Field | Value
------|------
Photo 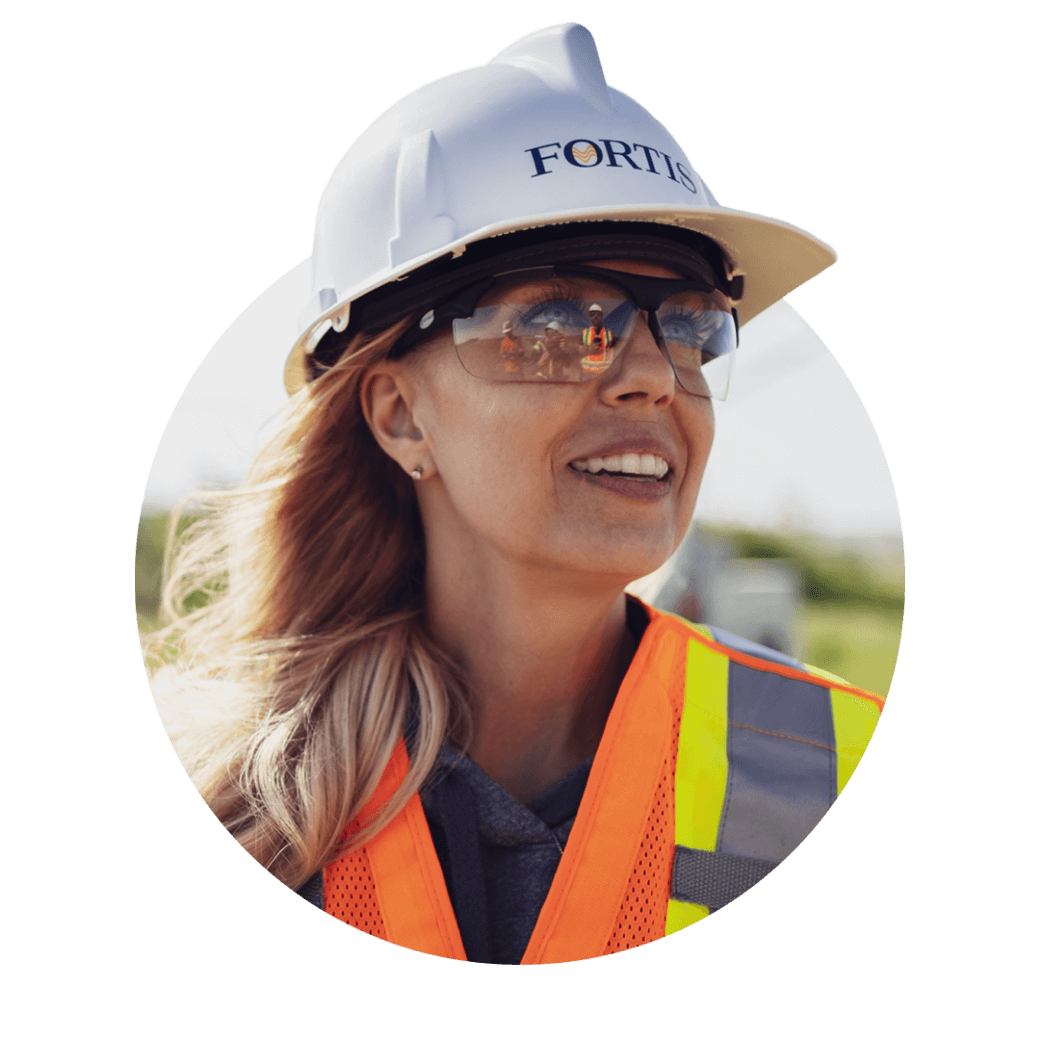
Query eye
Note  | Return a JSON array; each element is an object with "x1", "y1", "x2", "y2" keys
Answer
[
  {"x1": 659, "y1": 305, "x2": 729, "y2": 358},
  {"x1": 516, "y1": 297, "x2": 589, "y2": 332}
]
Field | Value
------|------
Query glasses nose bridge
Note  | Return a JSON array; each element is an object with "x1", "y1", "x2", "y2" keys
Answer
[
  {"x1": 611, "y1": 302, "x2": 675, "y2": 384},
  {"x1": 594, "y1": 276, "x2": 668, "y2": 350},
  {"x1": 614, "y1": 289, "x2": 667, "y2": 354},
  {"x1": 604, "y1": 283, "x2": 663, "y2": 333},
  {"x1": 613, "y1": 291, "x2": 683, "y2": 390}
]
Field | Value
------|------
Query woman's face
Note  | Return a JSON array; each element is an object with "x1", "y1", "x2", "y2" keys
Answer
[{"x1": 394, "y1": 258, "x2": 716, "y2": 585}]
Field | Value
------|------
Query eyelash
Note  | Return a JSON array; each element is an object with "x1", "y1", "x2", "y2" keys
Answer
[
  {"x1": 511, "y1": 296, "x2": 712, "y2": 329},
  {"x1": 507, "y1": 283, "x2": 607, "y2": 329}
]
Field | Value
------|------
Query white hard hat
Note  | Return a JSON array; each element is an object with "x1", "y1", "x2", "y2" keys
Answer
[{"x1": 284, "y1": 23, "x2": 835, "y2": 393}]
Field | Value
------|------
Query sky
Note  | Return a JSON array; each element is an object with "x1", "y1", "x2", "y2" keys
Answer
[{"x1": 144, "y1": 270, "x2": 901, "y2": 540}]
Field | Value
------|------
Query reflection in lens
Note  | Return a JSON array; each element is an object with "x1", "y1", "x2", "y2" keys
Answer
[
  {"x1": 498, "y1": 321, "x2": 522, "y2": 373},
  {"x1": 454, "y1": 287, "x2": 636, "y2": 384},
  {"x1": 579, "y1": 302, "x2": 616, "y2": 375},
  {"x1": 657, "y1": 290, "x2": 736, "y2": 400},
  {"x1": 453, "y1": 280, "x2": 736, "y2": 399}
]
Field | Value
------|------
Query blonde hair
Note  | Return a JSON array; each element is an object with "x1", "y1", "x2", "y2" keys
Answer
[{"x1": 146, "y1": 319, "x2": 472, "y2": 891}]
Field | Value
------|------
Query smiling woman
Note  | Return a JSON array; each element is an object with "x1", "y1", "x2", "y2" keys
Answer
[
  {"x1": 147, "y1": 23, "x2": 884, "y2": 964},
  {"x1": 365, "y1": 256, "x2": 717, "y2": 810}
]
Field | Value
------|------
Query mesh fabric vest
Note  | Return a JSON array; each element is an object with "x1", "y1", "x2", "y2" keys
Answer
[{"x1": 322, "y1": 604, "x2": 883, "y2": 961}]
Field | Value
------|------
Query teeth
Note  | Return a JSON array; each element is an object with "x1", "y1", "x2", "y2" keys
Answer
[{"x1": 572, "y1": 453, "x2": 670, "y2": 478}]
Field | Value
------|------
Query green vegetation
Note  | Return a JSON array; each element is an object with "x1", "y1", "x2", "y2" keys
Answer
[
  {"x1": 801, "y1": 603, "x2": 902, "y2": 697},
  {"x1": 136, "y1": 513, "x2": 171, "y2": 627},
  {"x1": 136, "y1": 511, "x2": 217, "y2": 633},
  {"x1": 709, "y1": 524, "x2": 904, "y2": 697},
  {"x1": 721, "y1": 527, "x2": 904, "y2": 611}
]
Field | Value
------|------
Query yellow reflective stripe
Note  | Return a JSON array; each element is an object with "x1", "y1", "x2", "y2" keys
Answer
[
  {"x1": 674, "y1": 636, "x2": 729, "y2": 851},
  {"x1": 828, "y1": 686, "x2": 882, "y2": 795},
  {"x1": 665, "y1": 899, "x2": 709, "y2": 933},
  {"x1": 667, "y1": 635, "x2": 730, "y2": 936},
  {"x1": 801, "y1": 664, "x2": 883, "y2": 796}
]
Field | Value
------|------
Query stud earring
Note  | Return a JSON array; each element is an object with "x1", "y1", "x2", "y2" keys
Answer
[{"x1": 410, "y1": 466, "x2": 423, "y2": 480}]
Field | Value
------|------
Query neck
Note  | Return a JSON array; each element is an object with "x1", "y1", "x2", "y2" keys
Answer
[{"x1": 424, "y1": 550, "x2": 637, "y2": 805}]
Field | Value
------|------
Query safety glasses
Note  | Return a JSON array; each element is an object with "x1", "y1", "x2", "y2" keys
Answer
[{"x1": 392, "y1": 264, "x2": 738, "y2": 400}]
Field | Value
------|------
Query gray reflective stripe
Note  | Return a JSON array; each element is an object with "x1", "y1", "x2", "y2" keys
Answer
[
  {"x1": 671, "y1": 845, "x2": 778, "y2": 909},
  {"x1": 717, "y1": 661, "x2": 838, "y2": 862},
  {"x1": 669, "y1": 636, "x2": 840, "y2": 915}
]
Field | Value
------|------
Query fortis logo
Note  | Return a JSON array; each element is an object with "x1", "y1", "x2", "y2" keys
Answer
[{"x1": 524, "y1": 139, "x2": 698, "y2": 194}]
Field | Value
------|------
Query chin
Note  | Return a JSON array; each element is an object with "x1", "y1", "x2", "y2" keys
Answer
[{"x1": 554, "y1": 534, "x2": 676, "y2": 587}]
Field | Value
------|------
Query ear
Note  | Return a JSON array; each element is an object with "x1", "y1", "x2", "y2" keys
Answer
[{"x1": 360, "y1": 363, "x2": 434, "y2": 478}]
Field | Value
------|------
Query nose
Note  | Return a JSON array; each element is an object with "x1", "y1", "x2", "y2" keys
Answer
[{"x1": 600, "y1": 311, "x2": 676, "y2": 406}]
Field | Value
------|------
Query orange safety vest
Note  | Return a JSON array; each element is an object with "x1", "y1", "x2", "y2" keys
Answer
[
  {"x1": 499, "y1": 334, "x2": 520, "y2": 372},
  {"x1": 322, "y1": 604, "x2": 883, "y2": 962},
  {"x1": 582, "y1": 326, "x2": 613, "y2": 352},
  {"x1": 580, "y1": 326, "x2": 613, "y2": 373}
]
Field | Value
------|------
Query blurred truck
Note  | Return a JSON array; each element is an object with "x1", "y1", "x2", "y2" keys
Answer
[{"x1": 628, "y1": 526, "x2": 804, "y2": 660}]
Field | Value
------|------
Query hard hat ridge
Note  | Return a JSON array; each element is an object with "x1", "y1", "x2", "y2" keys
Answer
[
  {"x1": 388, "y1": 129, "x2": 456, "y2": 268},
  {"x1": 489, "y1": 23, "x2": 614, "y2": 116}
]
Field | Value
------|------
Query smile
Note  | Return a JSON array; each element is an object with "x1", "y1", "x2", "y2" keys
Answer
[
  {"x1": 567, "y1": 453, "x2": 673, "y2": 503},
  {"x1": 569, "y1": 453, "x2": 670, "y2": 481}
]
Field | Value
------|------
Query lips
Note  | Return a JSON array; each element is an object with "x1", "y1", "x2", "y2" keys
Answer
[{"x1": 570, "y1": 467, "x2": 671, "y2": 502}]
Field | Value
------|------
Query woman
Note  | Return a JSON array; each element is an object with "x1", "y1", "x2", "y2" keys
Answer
[{"x1": 151, "y1": 23, "x2": 884, "y2": 964}]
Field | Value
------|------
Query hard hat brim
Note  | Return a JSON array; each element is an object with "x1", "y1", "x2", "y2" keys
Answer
[{"x1": 283, "y1": 203, "x2": 835, "y2": 395}]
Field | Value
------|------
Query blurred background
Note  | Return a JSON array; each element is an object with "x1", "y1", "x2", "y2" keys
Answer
[{"x1": 137, "y1": 267, "x2": 903, "y2": 697}]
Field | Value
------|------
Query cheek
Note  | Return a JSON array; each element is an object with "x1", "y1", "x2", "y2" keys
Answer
[
  {"x1": 673, "y1": 397, "x2": 715, "y2": 538},
  {"x1": 417, "y1": 354, "x2": 569, "y2": 520},
  {"x1": 687, "y1": 398, "x2": 715, "y2": 475}
]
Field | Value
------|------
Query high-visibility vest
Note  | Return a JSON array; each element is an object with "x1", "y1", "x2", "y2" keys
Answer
[
  {"x1": 580, "y1": 326, "x2": 613, "y2": 373},
  {"x1": 499, "y1": 335, "x2": 520, "y2": 372},
  {"x1": 582, "y1": 326, "x2": 613, "y2": 351},
  {"x1": 322, "y1": 604, "x2": 884, "y2": 962}
]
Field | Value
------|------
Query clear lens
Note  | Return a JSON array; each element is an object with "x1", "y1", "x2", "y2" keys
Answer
[
  {"x1": 656, "y1": 289, "x2": 736, "y2": 400},
  {"x1": 452, "y1": 278, "x2": 735, "y2": 399}
]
